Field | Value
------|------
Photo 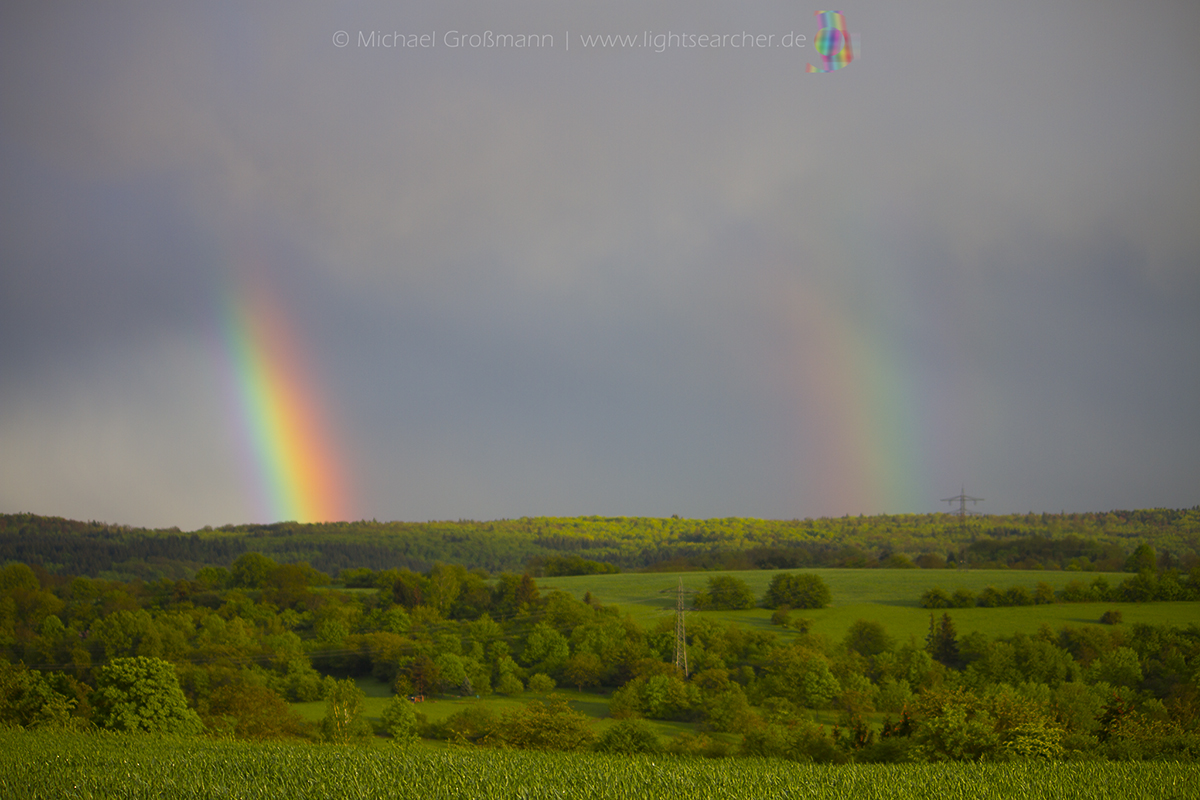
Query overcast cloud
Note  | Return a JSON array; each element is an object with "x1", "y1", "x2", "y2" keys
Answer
[{"x1": 2, "y1": 1, "x2": 1197, "y2": 528}]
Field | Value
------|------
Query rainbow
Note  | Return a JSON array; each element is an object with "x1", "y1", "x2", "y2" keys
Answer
[
  {"x1": 220, "y1": 271, "x2": 350, "y2": 523},
  {"x1": 773, "y1": 252, "x2": 926, "y2": 516}
]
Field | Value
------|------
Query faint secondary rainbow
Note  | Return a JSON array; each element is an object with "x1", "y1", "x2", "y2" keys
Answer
[
  {"x1": 775, "y1": 273, "x2": 926, "y2": 516},
  {"x1": 220, "y1": 273, "x2": 350, "y2": 523}
]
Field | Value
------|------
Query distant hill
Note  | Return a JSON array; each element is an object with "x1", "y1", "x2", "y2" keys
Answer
[{"x1": 2, "y1": 508, "x2": 1197, "y2": 581}]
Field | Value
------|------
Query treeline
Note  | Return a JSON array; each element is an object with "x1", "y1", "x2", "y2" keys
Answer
[
  {"x1": 4, "y1": 554, "x2": 1200, "y2": 761},
  {"x1": 922, "y1": 572, "x2": 1200, "y2": 611},
  {"x1": 3, "y1": 507, "x2": 1199, "y2": 581}
]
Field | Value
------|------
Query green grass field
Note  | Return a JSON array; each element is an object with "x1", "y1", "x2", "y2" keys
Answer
[
  {"x1": 3, "y1": 729, "x2": 1196, "y2": 800},
  {"x1": 540, "y1": 568, "x2": 1200, "y2": 643}
]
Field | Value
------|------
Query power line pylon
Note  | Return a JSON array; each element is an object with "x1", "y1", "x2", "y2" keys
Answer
[
  {"x1": 942, "y1": 486, "x2": 984, "y2": 547},
  {"x1": 673, "y1": 577, "x2": 689, "y2": 677}
]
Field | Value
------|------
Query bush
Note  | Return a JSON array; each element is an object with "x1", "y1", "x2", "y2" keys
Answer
[
  {"x1": 496, "y1": 697, "x2": 596, "y2": 751},
  {"x1": 1099, "y1": 610, "x2": 1123, "y2": 625},
  {"x1": 667, "y1": 731, "x2": 733, "y2": 758},
  {"x1": 950, "y1": 588, "x2": 976, "y2": 608},
  {"x1": 91, "y1": 656, "x2": 203, "y2": 735},
  {"x1": 741, "y1": 721, "x2": 847, "y2": 763},
  {"x1": 528, "y1": 673, "x2": 556, "y2": 694},
  {"x1": 496, "y1": 673, "x2": 524, "y2": 695},
  {"x1": 431, "y1": 706, "x2": 498, "y2": 744},
  {"x1": 920, "y1": 588, "x2": 951, "y2": 609},
  {"x1": 763, "y1": 573, "x2": 831, "y2": 609},
  {"x1": 380, "y1": 695, "x2": 422, "y2": 744},
  {"x1": 204, "y1": 684, "x2": 311, "y2": 740},
  {"x1": 595, "y1": 718, "x2": 662, "y2": 754}
]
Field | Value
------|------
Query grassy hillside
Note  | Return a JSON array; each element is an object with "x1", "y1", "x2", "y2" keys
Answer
[{"x1": 542, "y1": 568, "x2": 1200, "y2": 643}]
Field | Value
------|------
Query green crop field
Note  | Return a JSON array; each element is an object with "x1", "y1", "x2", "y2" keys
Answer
[
  {"x1": 540, "y1": 568, "x2": 1200, "y2": 643},
  {"x1": 3, "y1": 729, "x2": 1197, "y2": 800}
]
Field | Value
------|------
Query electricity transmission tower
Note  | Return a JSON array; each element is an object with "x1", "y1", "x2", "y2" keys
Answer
[
  {"x1": 942, "y1": 487, "x2": 984, "y2": 567},
  {"x1": 942, "y1": 487, "x2": 984, "y2": 520},
  {"x1": 673, "y1": 578, "x2": 689, "y2": 677},
  {"x1": 658, "y1": 578, "x2": 695, "y2": 676}
]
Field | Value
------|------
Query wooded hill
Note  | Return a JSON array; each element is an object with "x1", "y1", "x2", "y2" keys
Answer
[{"x1": 3, "y1": 508, "x2": 1198, "y2": 581}]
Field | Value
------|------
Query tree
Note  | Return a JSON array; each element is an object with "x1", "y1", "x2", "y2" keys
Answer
[
  {"x1": 844, "y1": 619, "x2": 894, "y2": 658},
  {"x1": 693, "y1": 576, "x2": 756, "y2": 611},
  {"x1": 380, "y1": 695, "x2": 421, "y2": 744},
  {"x1": 230, "y1": 552, "x2": 276, "y2": 589},
  {"x1": 925, "y1": 613, "x2": 960, "y2": 669},
  {"x1": 91, "y1": 656, "x2": 203, "y2": 734},
  {"x1": 563, "y1": 652, "x2": 603, "y2": 692},
  {"x1": 763, "y1": 573, "x2": 831, "y2": 609},
  {"x1": 521, "y1": 623, "x2": 569, "y2": 675},
  {"x1": 319, "y1": 678, "x2": 372, "y2": 743},
  {"x1": 1124, "y1": 544, "x2": 1156, "y2": 573}
]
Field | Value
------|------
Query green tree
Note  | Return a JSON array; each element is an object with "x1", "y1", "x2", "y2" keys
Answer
[
  {"x1": 319, "y1": 678, "x2": 372, "y2": 743},
  {"x1": 563, "y1": 652, "x2": 604, "y2": 692},
  {"x1": 763, "y1": 573, "x2": 830, "y2": 609},
  {"x1": 521, "y1": 623, "x2": 569, "y2": 675},
  {"x1": 380, "y1": 695, "x2": 421, "y2": 744},
  {"x1": 844, "y1": 619, "x2": 894, "y2": 658},
  {"x1": 91, "y1": 656, "x2": 203, "y2": 734},
  {"x1": 693, "y1": 576, "x2": 756, "y2": 611},
  {"x1": 230, "y1": 552, "x2": 277, "y2": 589},
  {"x1": 1124, "y1": 544, "x2": 1156, "y2": 573},
  {"x1": 925, "y1": 613, "x2": 960, "y2": 669}
]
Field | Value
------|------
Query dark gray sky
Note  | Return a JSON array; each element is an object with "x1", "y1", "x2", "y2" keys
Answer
[{"x1": 2, "y1": 1, "x2": 1198, "y2": 528}]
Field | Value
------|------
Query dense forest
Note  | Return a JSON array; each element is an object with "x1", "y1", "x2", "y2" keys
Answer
[
  {"x1": 2, "y1": 508, "x2": 1198, "y2": 581},
  {"x1": 3, "y1": 553, "x2": 1200, "y2": 761}
]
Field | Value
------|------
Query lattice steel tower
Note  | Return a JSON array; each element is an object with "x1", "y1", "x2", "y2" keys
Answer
[{"x1": 673, "y1": 577, "x2": 689, "y2": 677}]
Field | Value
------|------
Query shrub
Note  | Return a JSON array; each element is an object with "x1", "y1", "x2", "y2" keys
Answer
[
  {"x1": 976, "y1": 586, "x2": 1004, "y2": 608},
  {"x1": 595, "y1": 718, "x2": 662, "y2": 754},
  {"x1": 950, "y1": 589, "x2": 976, "y2": 608},
  {"x1": 380, "y1": 695, "x2": 422, "y2": 744},
  {"x1": 496, "y1": 673, "x2": 524, "y2": 695},
  {"x1": 528, "y1": 673, "x2": 556, "y2": 694},
  {"x1": 204, "y1": 684, "x2": 311, "y2": 740},
  {"x1": 91, "y1": 656, "x2": 203, "y2": 735},
  {"x1": 1099, "y1": 610, "x2": 1123, "y2": 625},
  {"x1": 496, "y1": 697, "x2": 596, "y2": 751},
  {"x1": 920, "y1": 588, "x2": 951, "y2": 609},
  {"x1": 741, "y1": 720, "x2": 847, "y2": 763}
]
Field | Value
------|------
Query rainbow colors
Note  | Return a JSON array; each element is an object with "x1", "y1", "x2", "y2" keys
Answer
[
  {"x1": 806, "y1": 11, "x2": 855, "y2": 73},
  {"x1": 221, "y1": 272, "x2": 350, "y2": 523}
]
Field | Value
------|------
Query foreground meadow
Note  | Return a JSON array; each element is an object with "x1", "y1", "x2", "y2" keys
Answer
[{"x1": 3, "y1": 730, "x2": 1197, "y2": 800}]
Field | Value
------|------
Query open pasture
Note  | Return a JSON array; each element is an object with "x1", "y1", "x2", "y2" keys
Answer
[{"x1": 541, "y1": 569, "x2": 1200, "y2": 642}]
